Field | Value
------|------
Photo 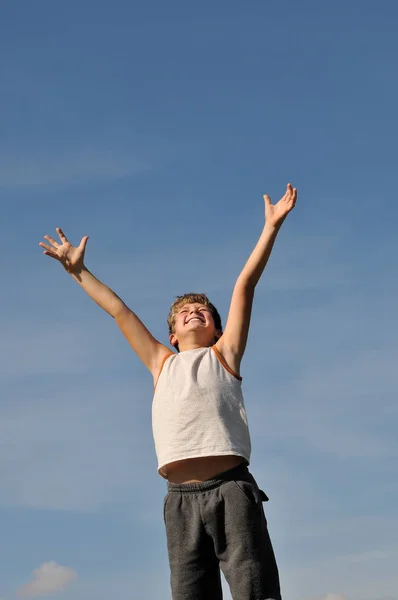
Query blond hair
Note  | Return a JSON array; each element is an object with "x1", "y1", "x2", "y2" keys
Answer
[{"x1": 167, "y1": 293, "x2": 222, "y2": 351}]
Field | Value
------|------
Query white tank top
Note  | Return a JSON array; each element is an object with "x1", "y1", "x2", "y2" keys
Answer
[{"x1": 152, "y1": 345, "x2": 252, "y2": 479}]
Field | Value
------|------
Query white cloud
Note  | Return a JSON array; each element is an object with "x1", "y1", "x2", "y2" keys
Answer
[{"x1": 17, "y1": 562, "x2": 77, "y2": 597}]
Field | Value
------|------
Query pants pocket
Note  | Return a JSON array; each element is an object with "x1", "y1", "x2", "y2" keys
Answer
[
  {"x1": 233, "y1": 479, "x2": 261, "y2": 508},
  {"x1": 233, "y1": 479, "x2": 269, "y2": 509},
  {"x1": 163, "y1": 493, "x2": 170, "y2": 524}
]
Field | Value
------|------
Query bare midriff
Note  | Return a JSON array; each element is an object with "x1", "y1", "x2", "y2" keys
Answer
[{"x1": 164, "y1": 455, "x2": 246, "y2": 484}]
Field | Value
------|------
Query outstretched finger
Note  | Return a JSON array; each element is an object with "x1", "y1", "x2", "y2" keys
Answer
[
  {"x1": 78, "y1": 235, "x2": 89, "y2": 251},
  {"x1": 44, "y1": 235, "x2": 59, "y2": 249},
  {"x1": 43, "y1": 250, "x2": 59, "y2": 260},
  {"x1": 56, "y1": 227, "x2": 68, "y2": 244},
  {"x1": 287, "y1": 184, "x2": 296, "y2": 203},
  {"x1": 39, "y1": 241, "x2": 57, "y2": 253}
]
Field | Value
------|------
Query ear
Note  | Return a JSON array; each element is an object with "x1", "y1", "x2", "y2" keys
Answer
[
  {"x1": 169, "y1": 333, "x2": 178, "y2": 348},
  {"x1": 215, "y1": 330, "x2": 223, "y2": 341}
]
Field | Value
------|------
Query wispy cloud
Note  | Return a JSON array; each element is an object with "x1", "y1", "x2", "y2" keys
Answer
[
  {"x1": 0, "y1": 375, "x2": 154, "y2": 511},
  {"x1": 17, "y1": 562, "x2": 77, "y2": 597},
  {"x1": 288, "y1": 543, "x2": 398, "y2": 600},
  {"x1": 1, "y1": 200, "x2": 397, "y2": 599},
  {"x1": 311, "y1": 595, "x2": 347, "y2": 600},
  {"x1": 0, "y1": 145, "x2": 149, "y2": 187}
]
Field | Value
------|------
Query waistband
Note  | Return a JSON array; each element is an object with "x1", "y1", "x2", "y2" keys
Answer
[{"x1": 167, "y1": 461, "x2": 251, "y2": 493}]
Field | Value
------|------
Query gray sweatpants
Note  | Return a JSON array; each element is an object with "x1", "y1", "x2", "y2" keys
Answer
[{"x1": 163, "y1": 462, "x2": 281, "y2": 600}]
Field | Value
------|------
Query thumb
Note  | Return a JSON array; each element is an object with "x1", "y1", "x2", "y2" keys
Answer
[
  {"x1": 79, "y1": 235, "x2": 89, "y2": 251},
  {"x1": 263, "y1": 194, "x2": 271, "y2": 207}
]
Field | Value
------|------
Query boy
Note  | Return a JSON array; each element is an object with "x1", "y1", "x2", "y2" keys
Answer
[{"x1": 39, "y1": 183, "x2": 297, "y2": 600}]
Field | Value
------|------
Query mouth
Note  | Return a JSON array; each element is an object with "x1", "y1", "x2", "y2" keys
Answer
[{"x1": 186, "y1": 317, "x2": 204, "y2": 324}]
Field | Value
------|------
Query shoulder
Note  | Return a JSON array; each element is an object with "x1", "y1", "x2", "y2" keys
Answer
[
  {"x1": 152, "y1": 346, "x2": 176, "y2": 388},
  {"x1": 212, "y1": 342, "x2": 242, "y2": 381}
]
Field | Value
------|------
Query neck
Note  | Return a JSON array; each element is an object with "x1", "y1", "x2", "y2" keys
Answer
[{"x1": 178, "y1": 343, "x2": 211, "y2": 352}]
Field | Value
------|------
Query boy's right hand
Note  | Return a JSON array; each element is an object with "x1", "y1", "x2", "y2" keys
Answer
[{"x1": 39, "y1": 227, "x2": 89, "y2": 273}]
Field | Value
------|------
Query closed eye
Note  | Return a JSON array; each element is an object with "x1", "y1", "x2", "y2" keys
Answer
[{"x1": 179, "y1": 306, "x2": 208, "y2": 315}]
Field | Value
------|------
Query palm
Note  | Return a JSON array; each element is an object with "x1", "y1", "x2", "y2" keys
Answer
[
  {"x1": 39, "y1": 228, "x2": 88, "y2": 272},
  {"x1": 58, "y1": 241, "x2": 82, "y2": 265},
  {"x1": 264, "y1": 183, "x2": 297, "y2": 227}
]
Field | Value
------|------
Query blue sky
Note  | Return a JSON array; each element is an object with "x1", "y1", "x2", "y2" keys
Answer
[{"x1": 0, "y1": 1, "x2": 397, "y2": 599}]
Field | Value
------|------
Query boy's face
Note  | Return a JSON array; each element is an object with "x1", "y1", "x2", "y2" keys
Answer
[{"x1": 169, "y1": 302, "x2": 221, "y2": 350}]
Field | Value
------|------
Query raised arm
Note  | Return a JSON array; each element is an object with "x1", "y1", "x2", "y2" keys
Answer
[
  {"x1": 39, "y1": 228, "x2": 170, "y2": 375},
  {"x1": 215, "y1": 184, "x2": 297, "y2": 373}
]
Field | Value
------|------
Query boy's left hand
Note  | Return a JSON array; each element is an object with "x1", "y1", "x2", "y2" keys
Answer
[{"x1": 264, "y1": 183, "x2": 297, "y2": 228}]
